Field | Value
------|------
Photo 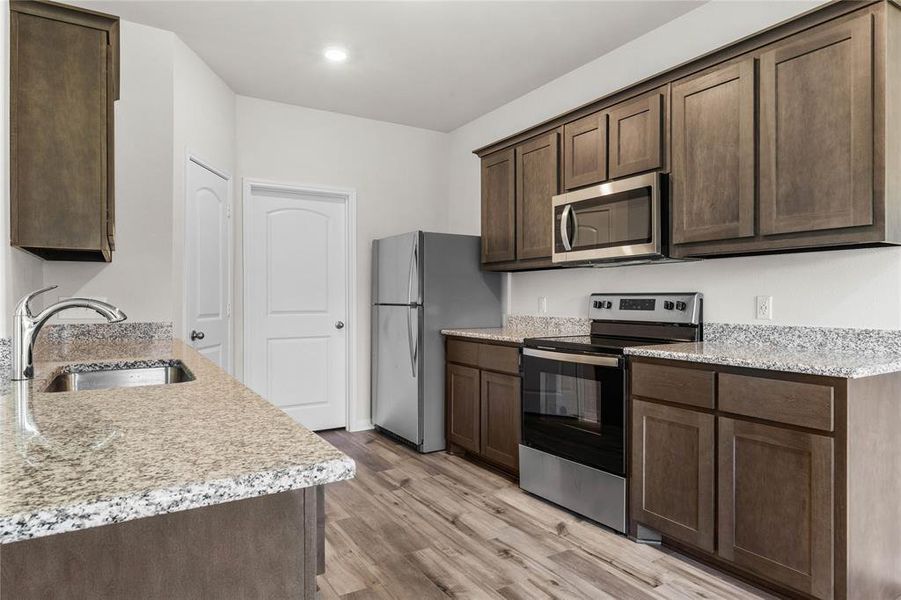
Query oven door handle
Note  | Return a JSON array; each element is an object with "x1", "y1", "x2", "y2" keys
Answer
[{"x1": 523, "y1": 348, "x2": 621, "y2": 367}]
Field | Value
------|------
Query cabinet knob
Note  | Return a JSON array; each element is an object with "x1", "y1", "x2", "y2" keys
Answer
[
  {"x1": 335, "y1": 321, "x2": 345, "y2": 330},
  {"x1": 190, "y1": 330, "x2": 205, "y2": 341}
]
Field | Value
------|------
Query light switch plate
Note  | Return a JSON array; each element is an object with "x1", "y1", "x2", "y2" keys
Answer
[
  {"x1": 538, "y1": 296, "x2": 548, "y2": 314},
  {"x1": 755, "y1": 295, "x2": 773, "y2": 320}
]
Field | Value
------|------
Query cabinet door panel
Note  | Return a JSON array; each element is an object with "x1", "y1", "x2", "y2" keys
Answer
[
  {"x1": 481, "y1": 149, "x2": 516, "y2": 263},
  {"x1": 672, "y1": 59, "x2": 755, "y2": 244},
  {"x1": 718, "y1": 418, "x2": 833, "y2": 599},
  {"x1": 11, "y1": 8, "x2": 114, "y2": 260},
  {"x1": 759, "y1": 13, "x2": 873, "y2": 236},
  {"x1": 446, "y1": 364, "x2": 480, "y2": 453},
  {"x1": 608, "y1": 91, "x2": 663, "y2": 179},
  {"x1": 563, "y1": 113, "x2": 607, "y2": 190},
  {"x1": 480, "y1": 371, "x2": 521, "y2": 472},
  {"x1": 631, "y1": 400, "x2": 715, "y2": 552},
  {"x1": 516, "y1": 132, "x2": 559, "y2": 260}
]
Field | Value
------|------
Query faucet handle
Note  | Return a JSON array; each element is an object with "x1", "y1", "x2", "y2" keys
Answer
[{"x1": 16, "y1": 285, "x2": 58, "y2": 317}]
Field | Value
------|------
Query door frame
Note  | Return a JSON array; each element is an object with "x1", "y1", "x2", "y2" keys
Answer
[
  {"x1": 183, "y1": 152, "x2": 234, "y2": 373},
  {"x1": 241, "y1": 178, "x2": 357, "y2": 432}
]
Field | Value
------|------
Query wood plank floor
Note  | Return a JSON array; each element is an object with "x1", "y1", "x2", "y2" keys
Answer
[{"x1": 316, "y1": 430, "x2": 775, "y2": 600}]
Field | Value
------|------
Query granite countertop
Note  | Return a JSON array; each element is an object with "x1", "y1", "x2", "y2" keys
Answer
[
  {"x1": 0, "y1": 337, "x2": 355, "y2": 544},
  {"x1": 442, "y1": 315, "x2": 591, "y2": 344},
  {"x1": 625, "y1": 323, "x2": 901, "y2": 379}
]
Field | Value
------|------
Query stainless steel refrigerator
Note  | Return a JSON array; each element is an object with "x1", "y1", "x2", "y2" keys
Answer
[{"x1": 372, "y1": 232, "x2": 502, "y2": 452}]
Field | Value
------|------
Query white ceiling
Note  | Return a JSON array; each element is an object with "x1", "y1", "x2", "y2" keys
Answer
[{"x1": 76, "y1": 1, "x2": 703, "y2": 132}]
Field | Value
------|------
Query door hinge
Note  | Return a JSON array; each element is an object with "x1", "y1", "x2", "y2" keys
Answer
[
  {"x1": 226, "y1": 205, "x2": 232, "y2": 219},
  {"x1": 226, "y1": 302, "x2": 232, "y2": 317}
]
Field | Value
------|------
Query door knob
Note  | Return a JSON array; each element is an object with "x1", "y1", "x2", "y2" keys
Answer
[
  {"x1": 335, "y1": 321, "x2": 345, "y2": 330},
  {"x1": 190, "y1": 330, "x2": 205, "y2": 341}
]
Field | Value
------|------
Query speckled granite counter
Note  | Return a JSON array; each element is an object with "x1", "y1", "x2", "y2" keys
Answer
[
  {"x1": 442, "y1": 315, "x2": 590, "y2": 344},
  {"x1": 625, "y1": 323, "x2": 901, "y2": 378},
  {"x1": 0, "y1": 336, "x2": 355, "y2": 544}
]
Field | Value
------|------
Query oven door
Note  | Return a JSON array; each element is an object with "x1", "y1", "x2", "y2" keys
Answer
[
  {"x1": 552, "y1": 172, "x2": 662, "y2": 264},
  {"x1": 521, "y1": 348, "x2": 625, "y2": 476}
]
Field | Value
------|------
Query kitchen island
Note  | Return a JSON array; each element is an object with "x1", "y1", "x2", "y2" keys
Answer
[{"x1": 0, "y1": 330, "x2": 355, "y2": 598}]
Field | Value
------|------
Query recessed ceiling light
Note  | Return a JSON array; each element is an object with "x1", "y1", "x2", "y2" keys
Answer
[{"x1": 323, "y1": 46, "x2": 348, "y2": 63}]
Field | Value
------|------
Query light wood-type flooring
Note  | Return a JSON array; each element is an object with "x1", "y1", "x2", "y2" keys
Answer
[{"x1": 316, "y1": 430, "x2": 774, "y2": 600}]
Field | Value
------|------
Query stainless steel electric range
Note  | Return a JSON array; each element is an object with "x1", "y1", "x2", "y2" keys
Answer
[{"x1": 520, "y1": 292, "x2": 703, "y2": 533}]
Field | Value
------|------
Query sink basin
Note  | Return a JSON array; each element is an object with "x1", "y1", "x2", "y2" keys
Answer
[{"x1": 43, "y1": 362, "x2": 195, "y2": 393}]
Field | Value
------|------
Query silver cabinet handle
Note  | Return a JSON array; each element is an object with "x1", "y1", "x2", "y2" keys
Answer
[
  {"x1": 335, "y1": 321, "x2": 345, "y2": 329},
  {"x1": 560, "y1": 205, "x2": 573, "y2": 251},
  {"x1": 190, "y1": 330, "x2": 205, "y2": 341}
]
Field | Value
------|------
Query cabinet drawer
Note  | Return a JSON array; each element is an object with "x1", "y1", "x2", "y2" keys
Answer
[
  {"x1": 631, "y1": 361, "x2": 715, "y2": 409},
  {"x1": 446, "y1": 339, "x2": 479, "y2": 367},
  {"x1": 719, "y1": 373, "x2": 834, "y2": 432},
  {"x1": 478, "y1": 344, "x2": 520, "y2": 375}
]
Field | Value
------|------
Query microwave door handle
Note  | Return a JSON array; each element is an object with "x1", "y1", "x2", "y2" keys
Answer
[{"x1": 560, "y1": 205, "x2": 573, "y2": 251}]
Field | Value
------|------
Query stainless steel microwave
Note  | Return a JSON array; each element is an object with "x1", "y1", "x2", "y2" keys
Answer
[{"x1": 552, "y1": 172, "x2": 663, "y2": 265}]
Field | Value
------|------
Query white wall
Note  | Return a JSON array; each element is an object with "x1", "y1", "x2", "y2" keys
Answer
[
  {"x1": 0, "y1": 1, "x2": 45, "y2": 336},
  {"x1": 42, "y1": 22, "x2": 176, "y2": 325},
  {"x1": 235, "y1": 96, "x2": 449, "y2": 430},
  {"x1": 171, "y1": 36, "x2": 236, "y2": 348},
  {"x1": 445, "y1": 0, "x2": 901, "y2": 329}
]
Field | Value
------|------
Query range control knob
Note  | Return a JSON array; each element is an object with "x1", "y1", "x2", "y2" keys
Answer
[
  {"x1": 593, "y1": 300, "x2": 602, "y2": 309},
  {"x1": 663, "y1": 301, "x2": 675, "y2": 310},
  {"x1": 602, "y1": 300, "x2": 613, "y2": 309},
  {"x1": 675, "y1": 301, "x2": 687, "y2": 311}
]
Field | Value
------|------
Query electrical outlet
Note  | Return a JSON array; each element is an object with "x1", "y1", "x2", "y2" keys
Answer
[
  {"x1": 755, "y1": 295, "x2": 773, "y2": 320},
  {"x1": 538, "y1": 296, "x2": 548, "y2": 314}
]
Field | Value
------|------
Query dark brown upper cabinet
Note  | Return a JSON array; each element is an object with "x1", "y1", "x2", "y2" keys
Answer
[
  {"x1": 476, "y1": 2, "x2": 901, "y2": 269},
  {"x1": 759, "y1": 13, "x2": 873, "y2": 236},
  {"x1": 480, "y1": 148, "x2": 516, "y2": 264},
  {"x1": 607, "y1": 88, "x2": 665, "y2": 180},
  {"x1": 10, "y1": 1, "x2": 119, "y2": 262},
  {"x1": 672, "y1": 59, "x2": 756, "y2": 245},
  {"x1": 515, "y1": 131, "x2": 559, "y2": 261},
  {"x1": 563, "y1": 112, "x2": 607, "y2": 190}
]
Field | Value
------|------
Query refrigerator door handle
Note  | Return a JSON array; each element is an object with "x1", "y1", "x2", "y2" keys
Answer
[
  {"x1": 406, "y1": 235, "x2": 419, "y2": 377},
  {"x1": 407, "y1": 234, "x2": 419, "y2": 306},
  {"x1": 406, "y1": 306, "x2": 418, "y2": 377}
]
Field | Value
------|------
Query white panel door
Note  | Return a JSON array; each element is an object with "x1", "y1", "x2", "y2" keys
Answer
[
  {"x1": 186, "y1": 159, "x2": 231, "y2": 370},
  {"x1": 245, "y1": 186, "x2": 347, "y2": 431}
]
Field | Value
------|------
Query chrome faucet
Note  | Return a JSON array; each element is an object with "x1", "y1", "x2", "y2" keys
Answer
[{"x1": 12, "y1": 285, "x2": 127, "y2": 380}]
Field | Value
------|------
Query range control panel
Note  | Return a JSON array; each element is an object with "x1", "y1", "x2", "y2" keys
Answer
[{"x1": 588, "y1": 293, "x2": 702, "y2": 325}]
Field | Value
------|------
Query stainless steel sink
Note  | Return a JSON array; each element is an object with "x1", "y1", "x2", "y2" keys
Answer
[{"x1": 43, "y1": 363, "x2": 195, "y2": 393}]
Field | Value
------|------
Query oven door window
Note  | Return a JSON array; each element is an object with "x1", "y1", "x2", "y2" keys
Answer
[{"x1": 522, "y1": 354, "x2": 625, "y2": 476}]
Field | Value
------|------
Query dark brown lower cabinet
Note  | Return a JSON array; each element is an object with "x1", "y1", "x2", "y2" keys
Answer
[
  {"x1": 630, "y1": 357, "x2": 901, "y2": 600},
  {"x1": 480, "y1": 371, "x2": 521, "y2": 472},
  {"x1": 630, "y1": 400, "x2": 715, "y2": 552},
  {"x1": 446, "y1": 363, "x2": 481, "y2": 453},
  {"x1": 0, "y1": 488, "x2": 323, "y2": 599},
  {"x1": 718, "y1": 417, "x2": 834, "y2": 599},
  {"x1": 445, "y1": 337, "x2": 521, "y2": 475}
]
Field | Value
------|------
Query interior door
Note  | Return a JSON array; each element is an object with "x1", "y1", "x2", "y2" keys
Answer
[
  {"x1": 185, "y1": 159, "x2": 231, "y2": 370},
  {"x1": 245, "y1": 185, "x2": 347, "y2": 431}
]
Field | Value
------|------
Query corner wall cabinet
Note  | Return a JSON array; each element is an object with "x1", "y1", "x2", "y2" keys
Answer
[
  {"x1": 445, "y1": 337, "x2": 521, "y2": 475},
  {"x1": 630, "y1": 357, "x2": 901, "y2": 600},
  {"x1": 10, "y1": 1, "x2": 120, "y2": 261},
  {"x1": 475, "y1": 1, "x2": 901, "y2": 271}
]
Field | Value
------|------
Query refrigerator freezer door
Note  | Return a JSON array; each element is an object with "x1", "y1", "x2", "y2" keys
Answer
[
  {"x1": 375, "y1": 231, "x2": 421, "y2": 305},
  {"x1": 373, "y1": 304, "x2": 422, "y2": 445}
]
